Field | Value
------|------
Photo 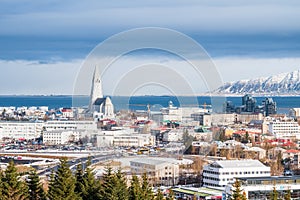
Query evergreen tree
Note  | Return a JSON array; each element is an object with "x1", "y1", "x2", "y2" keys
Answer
[
  {"x1": 27, "y1": 169, "x2": 46, "y2": 200},
  {"x1": 156, "y1": 188, "x2": 164, "y2": 200},
  {"x1": 1, "y1": 160, "x2": 29, "y2": 200},
  {"x1": 0, "y1": 170, "x2": 3, "y2": 198},
  {"x1": 101, "y1": 167, "x2": 116, "y2": 200},
  {"x1": 129, "y1": 175, "x2": 142, "y2": 200},
  {"x1": 101, "y1": 167, "x2": 129, "y2": 200},
  {"x1": 284, "y1": 189, "x2": 291, "y2": 200},
  {"x1": 113, "y1": 169, "x2": 129, "y2": 200},
  {"x1": 270, "y1": 186, "x2": 278, "y2": 200},
  {"x1": 47, "y1": 157, "x2": 80, "y2": 200},
  {"x1": 47, "y1": 169, "x2": 56, "y2": 200},
  {"x1": 141, "y1": 173, "x2": 154, "y2": 200},
  {"x1": 74, "y1": 163, "x2": 85, "y2": 197},
  {"x1": 82, "y1": 158, "x2": 101, "y2": 200},
  {"x1": 231, "y1": 179, "x2": 246, "y2": 200}
]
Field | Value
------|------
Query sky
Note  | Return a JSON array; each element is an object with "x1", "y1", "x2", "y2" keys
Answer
[{"x1": 0, "y1": 0, "x2": 300, "y2": 95}]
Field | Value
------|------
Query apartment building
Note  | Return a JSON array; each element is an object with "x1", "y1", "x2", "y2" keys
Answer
[
  {"x1": 130, "y1": 158, "x2": 179, "y2": 186},
  {"x1": 0, "y1": 121, "x2": 43, "y2": 140},
  {"x1": 269, "y1": 120, "x2": 300, "y2": 139},
  {"x1": 202, "y1": 160, "x2": 270, "y2": 189}
]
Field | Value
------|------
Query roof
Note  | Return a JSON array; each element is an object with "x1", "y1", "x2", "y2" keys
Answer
[
  {"x1": 172, "y1": 188, "x2": 210, "y2": 197},
  {"x1": 238, "y1": 176, "x2": 300, "y2": 182},
  {"x1": 249, "y1": 120, "x2": 263, "y2": 124},
  {"x1": 212, "y1": 159, "x2": 268, "y2": 168},
  {"x1": 94, "y1": 97, "x2": 106, "y2": 105},
  {"x1": 244, "y1": 147, "x2": 266, "y2": 152},
  {"x1": 172, "y1": 187, "x2": 222, "y2": 197},
  {"x1": 285, "y1": 149, "x2": 299, "y2": 154},
  {"x1": 130, "y1": 158, "x2": 168, "y2": 166}
]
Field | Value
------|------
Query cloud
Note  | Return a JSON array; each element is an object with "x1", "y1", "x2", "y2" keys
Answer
[
  {"x1": 0, "y1": 59, "x2": 81, "y2": 95},
  {"x1": 0, "y1": 0, "x2": 300, "y2": 37},
  {"x1": 214, "y1": 57, "x2": 300, "y2": 82},
  {"x1": 0, "y1": 1, "x2": 299, "y2": 61},
  {"x1": 1, "y1": 56, "x2": 299, "y2": 95}
]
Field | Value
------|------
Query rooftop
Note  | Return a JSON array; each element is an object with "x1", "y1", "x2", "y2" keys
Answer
[
  {"x1": 130, "y1": 158, "x2": 168, "y2": 166},
  {"x1": 211, "y1": 159, "x2": 268, "y2": 168},
  {"x1": 238, "y1": 176, "x2": 300, "y2": 182}
]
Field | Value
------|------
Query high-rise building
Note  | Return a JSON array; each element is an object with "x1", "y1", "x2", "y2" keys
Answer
[
  {"x1": 223, "y1": 101, "x2": 235, "y2": 113},
  {"x1": 242, "y1": 94, "x2": 256, "y2": 113},
  {"x1": 262, "y1": 97, "x2": 277, "y2": 116}
]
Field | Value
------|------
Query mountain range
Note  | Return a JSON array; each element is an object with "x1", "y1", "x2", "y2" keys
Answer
[{"x1": 214, "y1": 69, "x2": 300, "y2": 95}]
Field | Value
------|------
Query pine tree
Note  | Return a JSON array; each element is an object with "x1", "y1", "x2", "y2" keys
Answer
[
  {"x1": 0, "y1": 169, "x2": 3, "y2": 198},
  {"x1": 156, "y1": 188, "x2": 164, "y2": 200},
  {"x1": 101, "y1": 167, "x2": 116, "y2": 200},
  {"x1": 82, "y1": 158, "x2": 101, "y2": 200},
  {"x1": 101, "y1": 167, "x2": 128, "y2": 200},
  {"x1": 74, "y1": 163, "x2": 85, "y2": 197},
  {"x1": 27, "y1": 169, "x2": 46, "y2": 200},
  {"x1": 141, "y1": 173, "x2": 154, "y2": 200},
  {"x1": 129, "y1": 175, "x2": 142, "y2": 200},
  {"x1": 1, "y1": 160, "x2": 29, "y2": 200},
  {"x1": 231, "y1": 179, "x2": 246, "y2": 200},
  {"x1": 47, "y1": 170, "x2": 56, "y2": 200},
  {"x1": 284, "y1": 189, "x2": 291, "y2": 200},
  {"x1": 47, "y1": 157, "x2": 80, "y2": 200},
  {"x1": 270, "y1": 186, "x2": 278, "y2": 200},
  {"x1": 113, "y1": 169, "x2": 129, "y2": 200}
]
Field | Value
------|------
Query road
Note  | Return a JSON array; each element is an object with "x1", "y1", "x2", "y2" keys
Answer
[{"x1": 38, "y1": 152, "x2": 120, "y2": 176}]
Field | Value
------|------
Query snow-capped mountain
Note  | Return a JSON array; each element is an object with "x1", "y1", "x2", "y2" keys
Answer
[{"x1": 214, "y1": 69, "x2": 300, "y2": 94}]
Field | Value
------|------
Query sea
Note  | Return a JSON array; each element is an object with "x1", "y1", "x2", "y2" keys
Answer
[{"x1": 0, "y1": 95, "x2": 300, "y2": 114}]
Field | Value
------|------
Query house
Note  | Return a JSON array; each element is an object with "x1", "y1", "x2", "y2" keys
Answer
[{"x1": 243, "y1": 147, "x2": 266, "y2": 159}]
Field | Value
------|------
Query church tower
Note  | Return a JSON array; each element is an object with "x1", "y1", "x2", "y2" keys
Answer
[{"x1": 89, "y1": 66, "x2": 103, "y2": 111}]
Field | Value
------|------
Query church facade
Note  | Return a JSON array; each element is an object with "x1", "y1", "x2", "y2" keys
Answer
[{"x1": 89, "y1": 66, "x2": 115, "y2": 120}]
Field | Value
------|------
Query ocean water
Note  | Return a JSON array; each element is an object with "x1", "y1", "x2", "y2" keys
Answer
[{"x1": 0, "y1": 95, "x2": 300, "y2": 114}]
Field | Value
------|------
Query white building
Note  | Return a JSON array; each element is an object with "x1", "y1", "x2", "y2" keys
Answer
[
  {"x1": 96, "y1": 129, "x2": 155, "y2": 147},
  {"x1": 0, "y1": 120, "x2": 97, "y2": 141},
  {"x1": 44, "y1": 120, "x2": 97, "y2": 131},
  {"x1": 289, "y1": 108, "x2": 300, "y2": 118},
  {"x1": 163, "y1": 129, "x2": 183, "y2": 142},
  {"x1": 0, "y1": 121, "x2": 43, "y2": 140},
  {"x1": 224, "y1": 176, "x2": 300, "y2": 200},
  {"x1": 268, "y1": 119, "x2": 300, "y2": 139},
  {"x1": 130, "y1": 158, "x2": 179, "y2": 186},
  {"x1": 161, "y1": 101, "x2": 207, "y2": 122},
  {"x1": 202, "y1": 160, "x2": 270, "y2": 189},
  {"x1": 43, "y1": 130, "x2": 83, "y2": 145},
  {"x1": 113, "y1": 133, "x2": 154, "y2": 147}
]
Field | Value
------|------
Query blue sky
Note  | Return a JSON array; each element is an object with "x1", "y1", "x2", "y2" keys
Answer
[{"x1": 0, "y1": 0, "x2": 300, "y2": 95}]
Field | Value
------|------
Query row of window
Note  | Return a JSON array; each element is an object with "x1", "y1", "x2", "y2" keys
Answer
[
  {"x1": 203, "y1": 176, "x2": 220, "y2": 181},
  {"x1": 204, "y1": 170, "x2": 269, "y2": 175}
]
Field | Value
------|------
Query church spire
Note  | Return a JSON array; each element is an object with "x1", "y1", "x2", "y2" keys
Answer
[{"x1": 89, "y1": 66, "x2": 103, "y2": 111}]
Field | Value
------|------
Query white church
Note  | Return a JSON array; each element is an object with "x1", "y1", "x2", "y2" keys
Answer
[{"x1": 89, "y1": 66, "x2": 115, "y2": 120}]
